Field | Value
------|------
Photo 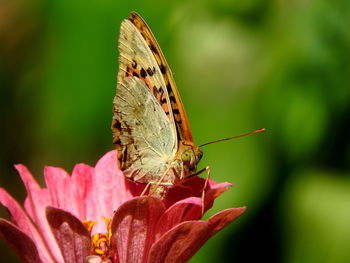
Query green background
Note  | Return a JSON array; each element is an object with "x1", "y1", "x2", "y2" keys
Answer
[{"x1": 1, "y1": 0, "x2": 350, "y2": 262}]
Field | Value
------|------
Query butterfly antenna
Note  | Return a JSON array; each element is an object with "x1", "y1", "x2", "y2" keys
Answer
[{"x1": 199, "y1": 128, "x2": 266, "y2": 147}]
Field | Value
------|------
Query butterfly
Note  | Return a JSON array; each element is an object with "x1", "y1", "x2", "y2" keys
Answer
[{"x1": 111, "y1": 12, "x2": 205, "y2": 197}]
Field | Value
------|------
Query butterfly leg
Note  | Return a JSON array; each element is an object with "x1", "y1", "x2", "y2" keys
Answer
[
  {"x1": 199, "y1": 166, "x2": 211, "y2": 216},
  {"x1": 140, "y1": 182, "x2": 152, "y2": 197}
]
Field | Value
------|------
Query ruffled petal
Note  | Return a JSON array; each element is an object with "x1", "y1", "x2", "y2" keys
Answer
[
  {"x1": 148, "y1": 221, "x2": 209, "y2": 263},
  {"x1": 0, "y1": 188, "x2": 56, "y2": 262},
  {"x1": 155, "y1": 197, "x2": 202, "y2": 240},
  {"x1": 0, "y1": 219, "x2": 43, "y2": 263},
  {"x1": 46, "y1": 207, "x2": 91, "y2": 263},
  {"x1": 15, "y1": 164, "x2": 64, "y2": 263},
  {"x1": 111, "y1": 197, "x2": 165, "y2": 263}
]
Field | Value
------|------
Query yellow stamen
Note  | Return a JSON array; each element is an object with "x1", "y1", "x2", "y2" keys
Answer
[
  {"x1": 94, "y1": 248, "x2": 104, "y2": 255},
  {"x1": 84, "y1": 217, "x2": 114, "y2": 261},
  {"x1": 83, "y1": 220, "x2": 98, "y2": 232}
]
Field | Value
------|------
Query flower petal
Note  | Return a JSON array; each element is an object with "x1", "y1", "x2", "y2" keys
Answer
[
  {"x1": 164, "y1": 177, "x2": 231, "y2": 211},
  {"x1": 111, "y1": 196, "x2": 165, "y2": 263},
  {"x1": 150, "y1": 207, "x2": 246, "y2": 262},
  {"x1": 46, "y1": 207, "x2": 91, "y2": 263},
  {"x1": 164, "y1": 177, "x2": 206, "y2": 207},
  {"x1": 207, "y1": 207, "x2": 247, "y2": 238},
  {"x1": 0, "y1": 187, "x2": 38, "y2": 239},
  {"x1": 44, "y1": 166, "x2": 76, "y2": 210},
  {"x1": 71, "y1": 163, "x2": 94, "y2": 220},
  {"x1": 203, "y1": 182, "x2": 232, "y2": 212},
  {"x1": 45, "y1": 164, "x2": 95, "y2": 221},
  {"x1": 0, "y1": 188, "x2": 56, "y2": 262},
  {"x1": 0, "y1": 219, "x2": 42, "y2": 263},
  {"x1": 15, "y1": 164, "x2": 64, "y2": 262},
  {"x1": 155, "y1": 197, "x2": 202, "y2": 240},
  {"x1": 148, "y1": 221, "x2": 209, "y2": 263},
  {"x1": 86, "y1": 151, "x2": 143, "y2": 231}
]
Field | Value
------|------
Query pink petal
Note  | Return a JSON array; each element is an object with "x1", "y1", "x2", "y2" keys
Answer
[
  {"x1": 15, "y1": 164, "x2": 46, "y2": 219},
  {"x1": 0, "y1": 188, "x2": 56, "y2": 263},
  {"x1": 164, "y1": 177, "x2": 205, "y2": 207},
  {"x1": 203, "y1": 182, "x2": 232, "y2": 212},
  {"x1": 164, "y1": 177, "x2": 231, "y2": 210},
  {"x1": 86, "y1": 151, "x2": 143, "y2": 230},
  {"x1": 155, "y1": 197, "x2": 202, "y2": 240},
  {"x1": 148, "y1": 221, "x2": 210, "y2": 263},
  {"x1": 45, "y1": 164, "x2": 95, "y2": 221},
  {"x1": 70, "y1": 163, "x2": 95, "y2": 220},
  {"x1": 0, "y1": 219, "x2": 42, "y2": 263},
  {"x1": 46, "y1": 207, "x2": 91, "y2": 263},
  {"x1": 0, "y1": 188, "x2": 37, "y2": 239},
  {"x1": 150, "y1": 207, "x2": 246, "y2": 262},
  {"x1": 44, "y1": 166, "x2": 72, "y2": 210},
  {"x1": 207, "y1": 207, "x2": 247, "y2": 238},
  {"x1": 15, "y1": 164, "x2": 64, "y2": 263},
  {"x1": 111, "y1": 196, "x2": 165, "y2": 263}
]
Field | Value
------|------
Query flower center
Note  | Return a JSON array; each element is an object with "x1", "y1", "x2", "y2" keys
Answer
[{"x1": 83, "y1": 217, "x2": 113, "y2": 261}]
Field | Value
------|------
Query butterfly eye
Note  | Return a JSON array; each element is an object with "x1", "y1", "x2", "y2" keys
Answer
[{"x1": 181, "y1": 151, "x2": 191, "y2": 162}]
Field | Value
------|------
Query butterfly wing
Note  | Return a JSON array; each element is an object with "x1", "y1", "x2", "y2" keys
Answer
[
  {"x1": 112, "y1": 77, "x2": 177, "y2": 184},
  {"x1": 128, "y1": 12, "x2": 194, "y2": 142},
  {"x1": 118, "y1": 17, "x2": 177, "y2": 137},
  {"x1": 113, "y1": 12, "x2": 200, "y2": 184}
]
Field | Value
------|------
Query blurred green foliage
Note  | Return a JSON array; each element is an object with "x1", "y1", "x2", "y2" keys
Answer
[{"x1": 0, "y1": 0, "x2": 349, "y2": 262}]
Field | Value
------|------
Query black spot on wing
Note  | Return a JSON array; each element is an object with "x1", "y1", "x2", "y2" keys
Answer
[
  {"x1": 166, "y1": 82, "x2": 172, "y2": 93},
  {"x1": 147, "y1": 67, "x2": 154, "y2": 76},
  {"x1": 140, "y1": 68, "x2": 147, "y2": 78},
  {"x1": 150, "y1": 44, "x2": 158, "y2": 54},
  {"x1": 159, "y1": 64, "x2": 166, "y2": 74},
  {"x1": 170, "y1": 96, "x2": 176, "y2": 103}
]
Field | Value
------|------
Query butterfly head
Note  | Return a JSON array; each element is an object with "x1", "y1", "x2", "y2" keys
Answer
[{"x1": 178, "y1": 140, "x2": 203, "y2": 174}]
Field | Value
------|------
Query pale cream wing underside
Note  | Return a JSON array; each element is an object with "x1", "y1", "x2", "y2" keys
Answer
[
  {"x1": 118, "y1": 19, "x2": 178, "y2": 150},
  {"x1": 113, "y1": 77, "x2": 177, "y2": 184}
]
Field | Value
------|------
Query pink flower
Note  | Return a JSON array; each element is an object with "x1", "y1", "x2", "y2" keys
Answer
[{"x1": 0, "y1": 150, "x2": 246, "y2": 263}]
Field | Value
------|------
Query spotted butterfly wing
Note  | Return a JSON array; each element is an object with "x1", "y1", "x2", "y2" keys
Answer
[
  {"x1": 128, "y1": 12, "x2": 193, "y2": 142},
  {"x1": 112, "y1": 12, "x2": 202, "y2": 188}
]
